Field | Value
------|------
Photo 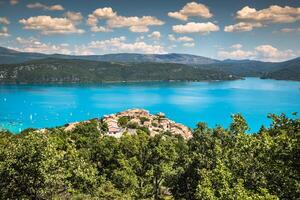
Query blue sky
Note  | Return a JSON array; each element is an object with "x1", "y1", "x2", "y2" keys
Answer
[{"x1": 0, "y1": 0, "x2": 299, "y2": 61}]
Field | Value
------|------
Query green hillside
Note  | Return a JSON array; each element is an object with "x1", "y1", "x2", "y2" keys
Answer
[
  {"x1": 262, "y1": 58, "x2": 300, "y2": 81},
  {"x1": 0, "y1": 58, "x2": 238, "y2": 83}
]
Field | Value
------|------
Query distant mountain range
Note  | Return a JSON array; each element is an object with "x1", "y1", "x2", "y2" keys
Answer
[
  {"x1": 0, "y1": 46, "x2": 299, "y2": 81},
  {"x1": 0, "y1": 46, "x2": 218, "y2": 65}
]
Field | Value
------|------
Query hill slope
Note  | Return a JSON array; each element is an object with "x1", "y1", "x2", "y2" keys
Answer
[
  {"x1": 197, "y1": 60, "x2": 282, "y2": 76},
  {"x1": 0, "y1": 58, "x2": 238, "y2": 83},
  {"x1": 261, "y1": 57, "x2": 300, "y2": 81}
]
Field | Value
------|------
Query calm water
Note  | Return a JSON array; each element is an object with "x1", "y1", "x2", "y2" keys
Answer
[{"x1": 0, "y1": 78, "x2": 299, "y2": 133}]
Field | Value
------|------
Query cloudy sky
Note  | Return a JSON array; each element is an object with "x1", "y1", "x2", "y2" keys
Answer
[{"x1": 0, "y1": 0, "x2": 300, "y2": 61}]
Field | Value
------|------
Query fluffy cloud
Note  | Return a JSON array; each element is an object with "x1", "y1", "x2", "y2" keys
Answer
[
  {"x1": 0, "y1": 17, "x2": 10, "y2": 37},
  {"x1": 0, "y1": 27, "x2": 9, "y2": 37},
  {"x1": 64, "y1": 11, "x2": 83, "y2": 22},
  {"x1": 178, "y1": 36, "x2": 194, "y2": 42},
  {"x1": 224, "y1": 22, "x2": 263, "y2": 32},
  {"x1": 0, "y1": 17, "x2": 10, "y2": 25},
  {"x1": 218, "y1": 49, "x2": 256, "y2": 60},
  {"x1": 87, "y1": 7, "x2": 164, "y2": 32},
  {"x1": 12, "y1": 36, "x2": 166, "y2": 55},
  {"x1": 92, "y1": 7, "x2": 117, "y2": 19},
  {"x1": 255, "y1": 45, "x2": 296, "y2": 61},
  {"x1": 129, "y1": 26, "x2": 149, "y2": 33},
  {"x1": 27, "y1": 2, "x2": 64, "y2": 11},
  {"x1": 280, "y1": 27, "x2": 300, "y2": 33},
  {"x1": 14, "y1": 37, "x2": 95, "y2": 55},
  {"x1": 183, "y1": 42, "x2": 195, "y2": 47},
  {"x1": 168, "y1": 2, "x2": 212, "y2": 21},
  {"x1": 168, "y1": 34, "x2": 176, "y2": 41},
  {"x1": 231, "y1": 44, "x2": 242, "y2": 49},
  {"x1": 168, "y1": 34, "x2": 194, "y2": 42},
  {"x1": 88, "y1": 36, "x2": 166, "y2": 54},
  {"x1": 15, "y1": 37, "x2": 72, "y2": 54},
  {"x1": 91, "y1": 26, "x2": 112, "y2": 32},
  {"x1": 107, "y1": 16, "x2": 164, "y2": 29},
  {"x1": 224, "y1": 5, "x2": 300, "y2": 32},
  {"x1": 10, "y1": 0, "x2": 18, "y2": 5},
  {"x1": 148, "y1": 31, "x2": 161, "y2": 40},
  {"x1": 19, "y1": 16, "x2": 85, "y2": 35},
  {"x1": 168, "y1": 12, "x2": 188, "y2": 21},
  {"x1": 218, "y1": 44, "x2": 297, "y2": 62},
  {"x1": 236, "y1": 5, "x2": 300, "y2": 23},
  {"x1": 172, "y1": 22, "x2": 219, "y2": 34}
]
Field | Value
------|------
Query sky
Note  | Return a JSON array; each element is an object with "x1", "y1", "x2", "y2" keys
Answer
[{"x1": 0, "y1": 0, "x2": 300, "y2": 61}]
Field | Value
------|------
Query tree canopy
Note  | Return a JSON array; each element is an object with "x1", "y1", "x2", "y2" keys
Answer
[{"x1": 0, "y1": 113, "x2": 299, "y2": 199}]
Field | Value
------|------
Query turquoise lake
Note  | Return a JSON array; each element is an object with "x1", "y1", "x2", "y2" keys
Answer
[{"x1": 0, "y1": 78, "x2": 300, "y2": 133}]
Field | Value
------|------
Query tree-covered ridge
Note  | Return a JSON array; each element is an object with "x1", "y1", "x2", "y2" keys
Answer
[
  {"x1": 0, "y1": 113, "x2": 299, "y2": 199},
  {"x1": 0, "y1": 58, "x2": 238, "y2": 84}
]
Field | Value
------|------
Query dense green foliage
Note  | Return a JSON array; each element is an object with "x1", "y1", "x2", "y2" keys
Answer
[
  {"x1": 0, "y1": 58, "x2": 238, "y2": 83},
  {"x1": 0, "y1": 114, "x2": 299, "y2": 199},
  {"x1": 197, "y1": 61, "x2": 280, "y2": 77}
]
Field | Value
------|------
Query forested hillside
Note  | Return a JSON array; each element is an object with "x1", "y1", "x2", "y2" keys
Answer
[
  {"x1": 262, "y1": 57, "x2": 300, "y2": 81},
  {"x1": 1, "y1": 46, "x2": 299, "y2": 81},
  {"x1": 0, "y1": 58, "x2": 238, "y2": 83},
  {"x1": 0, "y1": 113, "x2": 299, "y2": 199}
]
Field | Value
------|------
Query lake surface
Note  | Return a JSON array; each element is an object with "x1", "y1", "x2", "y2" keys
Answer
[{"x1": 0, "y1": 78, "x2": 300, "y2": 133}]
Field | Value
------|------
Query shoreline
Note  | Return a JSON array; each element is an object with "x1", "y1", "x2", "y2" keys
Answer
[{"x1": 0, "y1": 78, "x2": 242, "y2": 85}]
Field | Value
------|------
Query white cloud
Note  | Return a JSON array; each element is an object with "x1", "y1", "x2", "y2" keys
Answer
[
  {"x1": 91, "y1": 26, "x2": 112, "y2": 32},
  {"x1": 14, "y1": 37, "x2": 95, "y2": 55},
  {"x1": 168, "y1": 34, "x2": 176, "y2": 41},
  {"x1": 64, "y1": 11, "x2": 83, "y2": 22},
  {"x1": 107, "y1": 16, "x2": 164, "y2": 29},
  {"x1": 15, "y1": 37, "x2": 72, "y2": 54},
  {"x1": 224, "y1": 5, "x2": 300, "y2": 32},
  {"x1": 10, "y1": 0, "x2": 18, "y2": 5},
  {"x1": 183, "y1": 42, "x2": 195, "y2": 47},
  {"x1": 148, "y1": 31, "x2": 161, "y2": 40},
  {"x1": 255, "y1": 45, "x2": 296, "y2": 61},
  {"x1": 178, "y1": 36, "x2": 194, "y2": 42},
  {"x1": 12, "y1": 36, "x2": 167, "y2": 55},
  {"x1": 168, "y1": 2, "x2": 212, "y2": 21},
  {"x1": 218, "y1": 49, "x2": 256, "y2": 60},
  {"x1": 129, "y1": 26, "x2": 149, "y2": 33},
  {"x1": 236, "y1": 5, "x2": 300, "y2": 23},
  {"x1": 280, "y1": 27, "x2": 300, "y2": 33},
  {"x1": 87, "y1": 7, "x2": 164, "y2": 33},
  {"x1": 19, "y1": 16, "x2": 85, "y2": 35},
  {"x1": 88, "y1": 36, "x2": 166, "y2": 54},
  {"x1": 231, "y1": 44, "x2": 242, "y2": 49},
  {"x1": 92, "y1": 7, "x2": 117, "y2": 19},
  {"x1": 0, "y1": 26, "x2": 10, "y2": 37},
  {"x1": 224, "y1": 22, "x2": 263, "y2": 32},
  {"x1": 27, "y1": 2, "x2": 64, "y2": 11},
  {"x1": 218, "y1": 44, "x2": 297, "y2": 62},
  {"x1": 168, "y1": 12, "x2": 187, "y2": 21},
  {"x1": 168, "y1": 34, "x2": 194, "y2": 42},
  {"x1": 172, "y1": 22, "x2": 219, "y2": 34},
  {"x1": 0, "y1": 17, "x2": 10, "y2": 25}
]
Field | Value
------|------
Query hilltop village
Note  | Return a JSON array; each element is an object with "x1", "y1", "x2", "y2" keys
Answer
[{"x1": 64, "y1": 109, "x2": 192, "y2": 139}]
